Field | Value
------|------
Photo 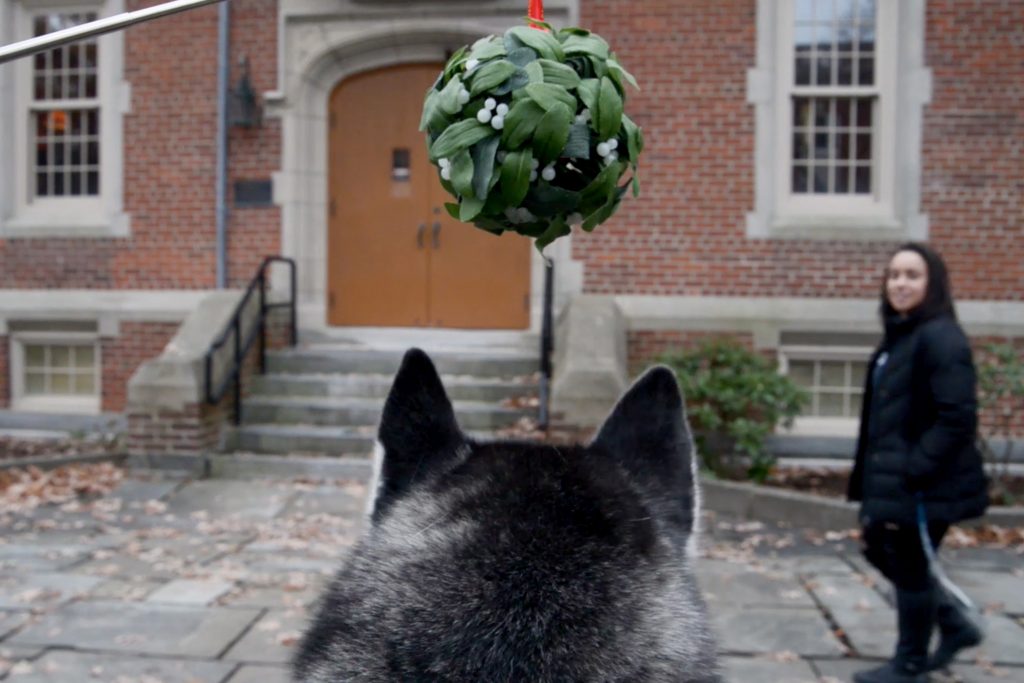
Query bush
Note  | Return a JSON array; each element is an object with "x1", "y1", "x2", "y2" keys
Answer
[
  {"x1": 658, "y1": 338, "x2": 808, "y2": 482},
  {"x1": 977, "y1": 342, "x2": 1024, "y2": 505}
]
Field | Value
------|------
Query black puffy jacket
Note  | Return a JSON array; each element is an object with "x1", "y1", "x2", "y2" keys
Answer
[{"x1": 847, "y1": 313, "x2": 989, "y2": 525}]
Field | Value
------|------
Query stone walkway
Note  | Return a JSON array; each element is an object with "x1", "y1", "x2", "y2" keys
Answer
[{"x1": 0, "y1": 468, "x2": 1021, "y2": 682}]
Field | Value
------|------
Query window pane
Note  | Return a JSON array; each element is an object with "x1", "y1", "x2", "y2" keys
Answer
[
  {"x1": 793, "y1": 133, "x2": 809, "y2": 160},
  {"x1": 51, "y1": 346, "x2": 71, "y2": 367},
  {"x1": 26, "y1": 371, "x2": 46, "y2": 394},
  {"x1": 837, "y1": 56, "x2": 853, "y2": 85},
  {"x1": 819, "y1": 392, "x2": 845, "y2": 417},
  {"x1": 796, "y1": 0, "x2": 815, "y2": 22},
  {"x1": 850, "y1": 392, "x2": 862, "y2": 416},
  {"x1": 850, "y1": 361, "x2": 868, "y2": 386},
  {"x1": 835, "y1": 98, "x2": 851, "y2": 126},
  {"x1": 51, "y1": 372, "x2": 71, "y2": 393},
  {"x1": 856, "y1": 133, "x2": 872, "y2": 160},
  {"x1": 789, "y1": 360, "x2": 816, "y2": 387},
  {"x1": 792, "y1": 164, "x2": 809, "y2": 193},
  {"x1": 816, "y1": 56, "x2": 832, "y2": 86},
  {"x1": 855, "y1": 165, "x2": 871, "y2": 193},
  {"x1": 794, "y1": 98, "x2": 812, "y2": 127},
  {"x1": 820, "y1": 361, "x2": 847, "y2": 387},
  {"x1": 814, "y1": 132, "x2": 830, "y2": 159},
  {"x1": 835, "y1": 165, "x2": 850, "y2": 192},
  {"x1": 815, "y1": 0, "x2": 836, "y2": 22},
  {"x1": 74, "y1": 373, "x2": 96, "y2": 394},
  {"x1": 814, "y1": 99, "x2": 830, "y2": 126},
  {"x1": 836, "y1": 133, "x2": 850, "y2": 159},
  {"x1": 26, "y1": 345, "x2": 46, "y2": 367},
  {"x1": 87, "y1": 171, "x2": 99, "y2": 194},
  {"x1": 813, "y1": 165, "x2": 829, "y2": 193},
  {"x1": 795, "y1": 57, "x2": 812, "y2": 86},
  {"x1": 858, "y1": 56, "x2": 874, "y2": 86}
]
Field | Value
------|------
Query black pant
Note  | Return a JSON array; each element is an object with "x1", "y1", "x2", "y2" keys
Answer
[{"x1": 861, "y1": 520, "x2": 949, "y2": 592}]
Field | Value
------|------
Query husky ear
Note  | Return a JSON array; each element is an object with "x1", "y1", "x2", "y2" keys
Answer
[
  {"x1": 589, "y1": 366, "x2": 698, "y2": 535},
  {"x1": 372, "y1": 348, "x2": 464, "y2": 520}
]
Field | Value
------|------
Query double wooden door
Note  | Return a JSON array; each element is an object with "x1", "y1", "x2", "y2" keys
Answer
[{"x1": 327, "y1": 64, "x2": 530, "y2": 329}]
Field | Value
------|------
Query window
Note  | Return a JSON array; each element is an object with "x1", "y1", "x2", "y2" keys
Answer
[
  {"x1": 779, "y1": 342, "x2": 873, "y2": 436},
  {"x1": 31, "y1": 12, "x2": 101, "y2": 198},
  {"x1": 747, "y1": 0, "x2": 930, "y2": 240},
  {"x1": 0, "y1": 0, "x2": 129, "y2": 237},
  {"x1": 10, "y1": 331, "x2": 101, "y2": 414}
]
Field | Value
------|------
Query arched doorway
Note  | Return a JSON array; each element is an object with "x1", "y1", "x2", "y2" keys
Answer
[{"x1": 326, "y1": 64, "x2": 530, "y2": 329}]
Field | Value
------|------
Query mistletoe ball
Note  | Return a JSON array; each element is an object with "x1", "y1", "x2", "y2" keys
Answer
[{"x1": 421, "y1": 21, "x2": 644, "y2": 251}]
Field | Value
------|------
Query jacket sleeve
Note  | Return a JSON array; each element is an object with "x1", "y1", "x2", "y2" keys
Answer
[{"x1": 906, "y1": 322, "x2": 978, "y2": 485}]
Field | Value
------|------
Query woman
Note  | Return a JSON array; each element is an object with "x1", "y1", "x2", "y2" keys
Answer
[{"x1": 848, "y1": 243, "x2": 988, "y2": 683}]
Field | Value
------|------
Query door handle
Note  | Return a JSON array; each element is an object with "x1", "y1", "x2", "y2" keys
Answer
[
  {"x1": 416, "y1": 223, "x2": 426, "y2": 249},
  {"x1": 431, "y1": 222, "x2": 441, "y2": 249}
]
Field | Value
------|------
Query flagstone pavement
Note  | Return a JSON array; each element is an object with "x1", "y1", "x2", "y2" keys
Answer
[{"x1": 0, "y1": 468, "x2": 1021, "y2": 683}]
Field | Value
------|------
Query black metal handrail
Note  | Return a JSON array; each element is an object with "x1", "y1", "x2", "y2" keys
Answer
[
  {"x1": 204, "y1": 256, "x2": 297, "y2": 424},
  {"x1": 537, "y1": 259, "x2": 555, "y2": 430}
]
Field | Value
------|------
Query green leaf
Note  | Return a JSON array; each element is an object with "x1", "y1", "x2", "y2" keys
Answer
[
  {"x1": 419, "y1": 89, "x2": 441, "y2": 132},
  {"x1": 430, "y1": 119, "x2": 494, "y2": 160},
  {"x1": 469, "y1": 35, "x2": 506, "y2": 62},
  {"x1": 500, "y1": 149, "x2": 533, "y2": 206},
  {"x1": 577, "y1": 78, "x2": 600, "y2": 115},
  {"x1": 449, "y1": 149, "x2": 475, "y2": 198},
  {"x1": 506, "y1": 26, "x2": 565, "y2": 61},
  {"x1": 561, "y1": 33, "x2": 610, "y2": 60},
  {"x1": 563, "y1": 123, "x2": 591, "y2": 159},
  {"x1": 534, "y1": 215, "x2": 571, "y2": 253},
  {"x1": 608, "y1": 57, "x2": 639, "y2": 90},
  {"x1": 459, "y1": 195, "x2": 485, "y2": 221},
  {"x1": 442, "y1": 46, "x2": 469, "y2": 82},
  {"x1": 524, "y1": 60, "x2": 544, "y2": 84},
  {"x1": 507, "y1": 47, "x2": 537, "y2": 67},
  {"x1": 444, "y1": 202, "x2": 461, "y2": 219},
  {"x1": 631, "y1": 172, "x2": 641, "y2": 198},
  {"x1": 532, "y1": 102, "x2": 573, "y2": 164},
  {"x1": 588, "y1": 56, "x2": 608, "y2": 78},
  {"x1": 582, "y1": 185, "x2": 627, "y2": 231},
  {"x1": 437, "y1": 74, "x2": 465, "y2": 116},
  {"x1": 492, "y1": 69, "x2": 530, "y2": 96},
  {"x1": 523, "y1": 82, "x2": 577, "y2": 112},
  {"x1": 472, "y1": 216, "x2": 506, "y2": 235},
  {"x1": 524, "y1": 182, "x2": 581, "y2": 217},
  {"x1": 537, "y1": 58, "x2": 581, "y2": 89},
  {"x1": 501, "y1": 98, "x2": 545, "y2": 149},
  {"x1": 468, "y1": 59, "x2": 519, "y2": 96},
  {"x1": 557, "y1": 27, "x2": 592, "y2": 39},
  {"x1": 580, "y1": 160, "x2": 624, "y2": 208},
  {"x1": 595, "y1": 76, "x2": 624, "y2": 141},
  {"x1": 471, "y1": 135, "x2": 500, "y2": 200},
  {"x1": 621, "y1": 113, "x2": 643, "y2": 161}
]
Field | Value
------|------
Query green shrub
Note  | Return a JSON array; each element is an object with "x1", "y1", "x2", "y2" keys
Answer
[
  {"x1": 658, "y1": 338, "x2": 808, "y2": 482},
  {"x1": 977, "y1": 342, "x2": 1024, "y2": 505}
]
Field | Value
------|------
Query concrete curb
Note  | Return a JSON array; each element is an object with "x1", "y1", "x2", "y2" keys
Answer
[
  {"x1": 124, "y1": 452, "x2": 374, "y2": 481},
  {"x1": 0, "y1": 452, "x2": 125, "y2": 471},
  {"x1": 701, "y1": 478, "x2": 1024, "y2": 530}
]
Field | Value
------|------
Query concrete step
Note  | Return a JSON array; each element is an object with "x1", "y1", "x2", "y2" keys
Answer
[
  {"x1": 249, "y1": 372, "x2": 537, "y2": 402},
  {"x1": 267, "y1": 347, "x2": 538, "y2": 378},
  {"x1": 241, "y1": 396, "x2": 533, "y2": 430},
  {"x1": 229, "y1": 423, "x2": 508, "y2": 456}
]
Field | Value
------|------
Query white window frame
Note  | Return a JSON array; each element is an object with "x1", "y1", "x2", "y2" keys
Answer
[
  {"x1": 747, "y1": 0, "x2": 930, "y2": 241},
  {"x1": 0, "y1": 0, "x2": 130, "y2": 238},
  {"x1": 779, "y1": 344, "x2": 873, "y2": 437},
  {"x1": 9, "y1": 331, "x2": 102, "y2": 414}
]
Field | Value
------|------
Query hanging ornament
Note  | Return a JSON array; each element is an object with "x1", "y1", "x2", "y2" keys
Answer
[{"x1": 420, "y1": 3, "x2": 643, "y2": 252}]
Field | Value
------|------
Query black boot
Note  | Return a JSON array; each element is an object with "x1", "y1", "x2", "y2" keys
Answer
[
  {"x1": 853, "y1": 588, "x2": 936, "y2": 683},
  {"x1": 927, "y1": 589, "x2": 984, "y2": 671}
]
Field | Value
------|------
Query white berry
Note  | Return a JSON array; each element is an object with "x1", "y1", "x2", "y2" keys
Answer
[
  {"x1": 541, "y1": 166, "x2": 556, "y2": 181},
  {"x1": 608, "y1": 138, "x2": 619, "y2": 150},
  {"x1": 491, "y1": 116, "x2": 504, "y2": 130},
  {"x1": 581, "y1": 109, "x2": 592, "y2": 121},
  {"x1": 496, "y1": 103, "x2": 509, "y2": 117},
  {"x1": 531, "y1": 159, "x2": 540, "y2": 169},
  {"x1": 607, "y1": 151, "x2": 619, "y2": 162},
  {"x1": 596, "y1": 142, "x2": 610, "y2": 157},
  {"x1": 477, "y1": 108, "x2": 492, "y2": 123},
  {"x1": 485, "y1": 98, "x2": 497, "y2": 111},
  {"x1": 457, "y1": 88, "x2": 470, "y2": 105},
  {"x1": 439, "y1": 158, "x2": 450, "y2": 169},
  {"x1": 530, "y1": 170, "x2": 538, "y2": 181},
  {"x1": 440, "y1": 167, "x2": 451, "y2": 180},
  {"x1": 567, "y1": 213, "x2": 583, "y2": 226}
]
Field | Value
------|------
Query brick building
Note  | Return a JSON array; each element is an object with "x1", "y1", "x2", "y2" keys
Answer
[{"x1": 0, "y1": 0, "x2": 1020, "y2": 442}]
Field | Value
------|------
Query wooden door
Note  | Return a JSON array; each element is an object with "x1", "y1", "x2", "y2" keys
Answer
[{"x1": 327, "y1": 64, "x2": 530, "y2": 329}]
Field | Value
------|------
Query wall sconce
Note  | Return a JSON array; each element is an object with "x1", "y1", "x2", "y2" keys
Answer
[{"x1": 229, "y1": 56, "x2": 261, "y2": 128}]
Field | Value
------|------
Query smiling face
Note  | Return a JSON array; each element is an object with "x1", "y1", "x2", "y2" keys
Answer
[{"x1": 886, "y1": 250, "x2": 929, "y2": 315}]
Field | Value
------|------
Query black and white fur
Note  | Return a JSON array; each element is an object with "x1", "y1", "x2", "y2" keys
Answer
[{"x1": 293, "y1": 348, "x2": 720, "y2": 682}]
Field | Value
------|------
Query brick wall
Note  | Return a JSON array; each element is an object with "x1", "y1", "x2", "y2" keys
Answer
[
  {"x1": 628, "y1": 330, "x2": 755, "y2": 377},
  {"x1": 101, "y1": 321, "x2": 179, "y2": 412},
  {"x1": 0, "y1": 0, "x2": 281, "y2": 289},
  {"x1": 0, "y1": 335, "x2": 7, "y2": 407},
  {"x1": 575, "y1": 0, "x2": 1023, "y2": 301}
]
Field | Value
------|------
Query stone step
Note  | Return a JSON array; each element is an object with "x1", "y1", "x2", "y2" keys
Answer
[
  {"x1": 241, "y1": 396, "x2": 534, "y2": 430},
  {"x1": 266, "y1": 346, "x2": 538, "y2": 378},
  {"x1": 249, "y1": 372, "x2": 537, "y2": 402},
  {"x1": 229, "y1": 423, "x2": 508, "y2": 456}
]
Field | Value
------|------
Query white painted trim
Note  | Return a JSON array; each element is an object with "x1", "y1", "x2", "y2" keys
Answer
[
  {"x1": 747, "y1": 0, "x2": 930, "y2": 241},
  {"x1": 0, "y1": 289, "x2": 217, "y2": 327},
  {"x1": 613, "y1": 295, "x2": 1024, "y2": 343},
  {"x1": 269, "y1": 1, "x2": 581, "y2": 332},
  {"x1": 9, "y1": 330, "x2": 101, "y2": 414},
  {"x1": 0, "y1": 0, "x2": 130, "y2": 239}
]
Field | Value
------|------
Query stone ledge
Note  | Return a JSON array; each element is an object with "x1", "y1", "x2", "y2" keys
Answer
[{"x1": 702, "y1": 478, "x2": 1024, "y2": 530}]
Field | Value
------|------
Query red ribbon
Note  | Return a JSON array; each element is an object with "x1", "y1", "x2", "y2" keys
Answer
[{"x1": 528, "y1": 0, "x2": 544, "y2": 29}]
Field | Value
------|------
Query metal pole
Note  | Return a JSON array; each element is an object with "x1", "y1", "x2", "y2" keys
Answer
[
  {"x1": 0, "y1": 0, "x2": 227, "y2": 65},
  {"x1": 215, "y1": 0, "x2": 230, "y2": 289}
]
